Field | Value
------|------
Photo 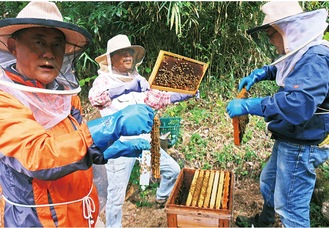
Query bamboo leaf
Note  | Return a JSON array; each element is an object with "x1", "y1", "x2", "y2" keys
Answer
[
  {"x1": 170, "y1": 3, "x2": 176, "y2": 30},
  {"x1": 166, "y1": 2, "x2": 172, "y2": 26}
]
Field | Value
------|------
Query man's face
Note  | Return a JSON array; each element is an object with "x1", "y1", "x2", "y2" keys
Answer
[
  {"x1": 8, "y1": 27, "x2": 66, "y2": 86},
  {"x1": 265, "y1": 27, "x2": 285, "y2": 55},
  {"x1": 111, "y1": 49, "x2": 135, "y2": 73}
]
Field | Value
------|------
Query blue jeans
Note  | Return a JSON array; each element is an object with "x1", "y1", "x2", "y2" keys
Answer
[
  {"x1": 260, "y1": 140, "x2": 329, "y2": 227},
  {"x1": 105, "y1": 148, "x2": 180, "y2": 228}
]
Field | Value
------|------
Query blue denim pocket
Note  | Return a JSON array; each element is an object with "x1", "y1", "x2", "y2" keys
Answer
[{"x1": 309, "y1": 145, "x2": 329, "y2": 170}]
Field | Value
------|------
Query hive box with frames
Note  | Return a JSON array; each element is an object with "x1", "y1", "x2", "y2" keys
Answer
[
  {"x1": 165, "y1": 168, "x2": 234, "y2": 227},
  {"x1": 148, "y1": 50, "x2": 208, "y2": 95}
]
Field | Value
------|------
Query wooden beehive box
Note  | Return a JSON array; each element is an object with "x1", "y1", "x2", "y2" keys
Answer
[
  {"x1": 148, "y1": 50, "x2": 208, "y2": 95},
  {"x1": 165, "y1": 168, "x2": 234, "y2": 227}
]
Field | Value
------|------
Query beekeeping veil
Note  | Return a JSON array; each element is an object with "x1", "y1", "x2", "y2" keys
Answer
[
  {"x1": 95, "y1": 34, "x2": 145, "y2": 81},
  {"x1": 247, "y1": 1, "x2": 329, "y2": 86},
  {"x1": 0, "y1": 1, "x2": 91, "y2": 129}
]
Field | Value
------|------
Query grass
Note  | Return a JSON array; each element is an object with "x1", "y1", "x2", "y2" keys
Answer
[{"x1": 164, "y1": 90, "x2": 272, "y2": 176}]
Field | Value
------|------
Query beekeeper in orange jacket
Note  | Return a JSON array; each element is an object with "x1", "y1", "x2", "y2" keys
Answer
[{"x1": 0, "y1": 1, "x2": 154, "y2": 227}]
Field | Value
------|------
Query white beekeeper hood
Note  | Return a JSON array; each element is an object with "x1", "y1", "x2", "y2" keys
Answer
[
  {"x1": 247, "y1": 1, "x2": 328, "y2": 64},
  {"x1": 247, "y1": 1, "x2": 329, "y2": 86}
]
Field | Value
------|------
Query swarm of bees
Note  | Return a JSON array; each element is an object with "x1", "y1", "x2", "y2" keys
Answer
[
  {"x1": 150, "y1": 114, "x2": 161, "y2": 178},
  {"x1": 152, "y1": 55, "x2": 204, "y2": 91},
  {"x1": 139, "y1": 151, "x2": 151, "y2": 175}
]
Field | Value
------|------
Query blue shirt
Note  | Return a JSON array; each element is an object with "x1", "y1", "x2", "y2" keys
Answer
[{"x1": 262, "y1": 45, "x2": 329, "y2": 144}]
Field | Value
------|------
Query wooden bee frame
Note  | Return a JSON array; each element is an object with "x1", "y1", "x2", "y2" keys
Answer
[
  {"x1": 148, "y1": 50, "x2": 209, "y2": 95},
  {"x1": 150, "y1": 115, "x2": 161, "y2": 178},
  {"x1": 232, "y1": 88, "x2": 249, "y2": 146}
]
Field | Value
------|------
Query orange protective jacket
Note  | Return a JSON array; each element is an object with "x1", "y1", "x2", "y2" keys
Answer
[{"x1": 0, "y1": 71, "x2": 105, "y2": 227}]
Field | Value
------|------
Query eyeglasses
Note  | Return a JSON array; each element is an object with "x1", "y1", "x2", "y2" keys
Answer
[
  {"x1": 266, "y1": 30, "x2": 278, "y2": 39},
  {"x1": 111, "y1": 49, "x2": 135, "y2": 57}
]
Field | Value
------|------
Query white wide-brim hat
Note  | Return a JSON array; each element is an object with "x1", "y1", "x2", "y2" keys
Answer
[
  {"x1": 95, "y1": 34, "x2": 145, "y2": 67},
  {"x1": 0, "y1": 1, "x2": 91, "y2": 55},
  {"x1": 247, "y1": 1, "x2": 303, "y2": 34}
]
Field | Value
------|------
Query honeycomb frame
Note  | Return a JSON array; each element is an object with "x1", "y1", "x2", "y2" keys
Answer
[{"x1": 148, "y1": 50, "x2": 209, "y2": 95}]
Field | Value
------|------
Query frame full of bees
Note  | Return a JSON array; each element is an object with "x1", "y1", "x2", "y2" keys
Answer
[
  {"x1": 148, "y1": 50, "x2": 209, "y2": 95},
  {"x1": 232, "y1": 88, "x2": 249, "y2": 146},
  {"x1": 150, "y1": 114, "x2": 161, "y2": 178}
]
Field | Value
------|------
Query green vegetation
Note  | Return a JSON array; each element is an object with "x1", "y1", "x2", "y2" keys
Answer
[
  {"x1": 164, "y1": 81, "x2": 273, "y2": 177},
  {"x1": 1, "y1": 1, "x2": 328, "y2": 99},
  {"x1": 2, "y1": 1, "x2": 329, "y2": 225}
]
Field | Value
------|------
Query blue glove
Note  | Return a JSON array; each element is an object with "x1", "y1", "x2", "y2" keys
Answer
[
  {"x1": 170, "y1": 92, "x2": 194, "y2": 103},
  {"x1": 136, "y1": 75, "x2": 150, "y2": 92},
  {"x1": 238, "y1": 65, "x2": 273, "y2": 92},
  {"x1": 108, "y1": 78, "x2": 141, "y2": 99},
  {"x1": 109, "y1": 75, "x2": 150, "y2": 99},
  {"x1": 226, "y1": 98, "x2": 264, "y2": 118},
  {"x1": 87, "y1": 104, "x2": 154, "y2": 150},
  {"x1": 103, "y1": 139, "x2": 151, "y2": 159}
]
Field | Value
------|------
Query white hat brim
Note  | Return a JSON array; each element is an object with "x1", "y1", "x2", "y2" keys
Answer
[
  {"x1": 0, "y1": 18, "x2": 91, "y2": 54},
  {"x1": 95, "y1": 45, "x2": 145, "y2": 66},
  {"x1": 247, "y1": 10, "x2": 306, "y2": 35}
]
